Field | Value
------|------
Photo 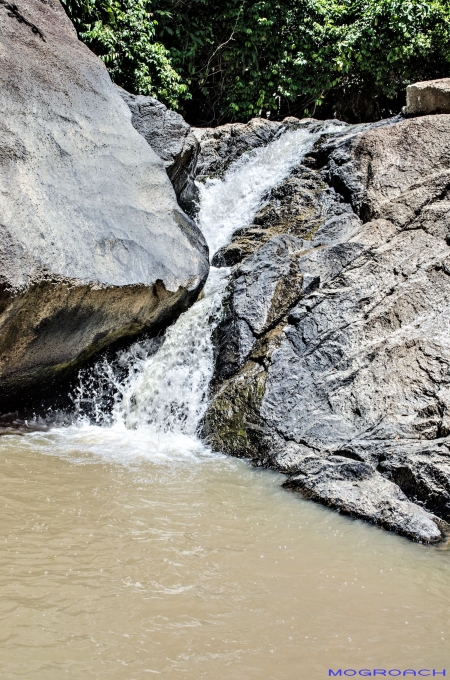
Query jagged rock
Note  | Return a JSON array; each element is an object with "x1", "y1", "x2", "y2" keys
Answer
[
  {"x1": 405, "y1": 78, "x2": 450, "y2": 116},
  {"x1": 117, "y1": 87, "x2": 199, "y2": 214},
  {"x1": 232, "y1": 235, "x2": 308, "y2": 337},
  {"x1": 283, "y1": 455, "x2": 443, "y2": 543},
  {"x1": 203, "y1": 115, "x2": 450, "y2": 542},
  {"x1": 0, "y1": 0, "x2": 209, "y2": 407}
]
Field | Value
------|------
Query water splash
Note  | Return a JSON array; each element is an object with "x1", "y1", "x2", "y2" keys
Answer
[
  {"x1": 20, "y1": 123, "x2": 339, "y2": 464},
  {"x1": 197, "y1": 126, "x2": 329, "y2": 255}
]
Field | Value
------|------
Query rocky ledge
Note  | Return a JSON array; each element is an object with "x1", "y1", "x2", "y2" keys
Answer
[{"x1": 201, "y1": 113, "x2": 450, "y2": 543}]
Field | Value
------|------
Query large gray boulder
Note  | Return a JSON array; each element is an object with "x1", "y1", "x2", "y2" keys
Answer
[
  {"x1": 0, "y1": 0, "x2": 208, "y2": 405},
  {"x1": 203, "y1": 114, "x2": 450, "y2": 542},
  {"x1": 405, "y1": 78, "x2": 450, "y2": 116},
  {"x1": 117, "y1": 87, "x2": 199, "y2": 215}
]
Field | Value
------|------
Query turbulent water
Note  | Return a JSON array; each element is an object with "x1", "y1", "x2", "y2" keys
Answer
[
  {"x1": 68, "y1": 124, "x2": 329, "y2": 459},
  {"x1": 197, "y1": 126, "x2": 324, "y2": 254},
  {"x1": 1, "y1": 125, "x2": 450, "y2": 679}
]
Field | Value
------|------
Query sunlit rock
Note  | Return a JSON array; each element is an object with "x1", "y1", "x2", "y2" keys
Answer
[
  {"x1": 0, "y1": 0, "x2": 209, "y2": 406},
  {"x1": 405, "y1": 78, "x2": 450, "y2": 116}
]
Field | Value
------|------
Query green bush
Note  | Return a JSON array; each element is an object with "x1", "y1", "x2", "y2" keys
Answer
[
  {"x1": 60, "y1": 0, "x2": 188, "y2": 108},
  {"x1": 154, "y1": 0, "x2": 450, "y2": 122},
  {"x1": 62, "y1": 0, "x2": 450, "y2": 123}
]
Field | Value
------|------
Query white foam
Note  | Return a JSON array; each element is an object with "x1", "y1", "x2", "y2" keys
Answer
[
  {"x1": 197, "y1": 126, "x2": 335, "y2": 255},
  {"x1": 12, "y1": 124, "x2": 340, "y2": 466},
  {"x1": 3, "y1": 421, "x2": 217, "y2": 466}
]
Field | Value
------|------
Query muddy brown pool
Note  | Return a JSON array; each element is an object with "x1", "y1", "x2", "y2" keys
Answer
[{"x1": 0, "y1": 427, "x2": 448, "y2": 679}]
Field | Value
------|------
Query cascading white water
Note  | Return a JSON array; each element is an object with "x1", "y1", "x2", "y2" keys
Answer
[
  {"x1": 113, "y1": 267, "x2": 228, "y2": 436},
  {"x1": 26, "y1": 124, "x2": 336, "y2": 463},
  {"x1": 106, "y1": 127, "x2": 326, "y2": 437},
  {"x1": 197, "y1": 126, "x2": 322, "y2": 254}
]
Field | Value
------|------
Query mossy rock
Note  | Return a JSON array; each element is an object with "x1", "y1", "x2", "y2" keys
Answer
[{"x1": 201, "y1": 360, "x2": 269, "y2": 459}]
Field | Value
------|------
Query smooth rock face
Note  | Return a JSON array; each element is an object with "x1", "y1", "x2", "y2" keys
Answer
[
  {"x1": 405, "y1": 78, "x2": 450, "y2": 116},
  {"x1": 0, "y1": 0, "x2": 209, "y2": 404},
  {"x1": 202, "y1": 114, "x2": 450, "y2": 542},
  {"x1": 117, "y1": 87, "x2": 199, "y2": 215}
]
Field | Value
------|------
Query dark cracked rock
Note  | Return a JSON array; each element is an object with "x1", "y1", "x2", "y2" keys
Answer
[
  {"x1": 202, "y1": 114, "x2": 450, "y2": 542},
  {"x1": 117, "y1": 87, "x2": 200, "y2": 215}
]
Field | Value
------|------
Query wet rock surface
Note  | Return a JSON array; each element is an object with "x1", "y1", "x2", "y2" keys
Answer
[
  {"x1": 0, "y1": 0, "x2": 209, "y2": 407},
  {"x1": 202, "y1": 113, "x2": 450, "y2": 542}
]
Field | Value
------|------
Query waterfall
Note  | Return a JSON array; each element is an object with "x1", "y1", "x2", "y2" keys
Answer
[
  {"x1": 197, "y1": 126, "x2": 321, "y2": 254},
  {"x1": 112, "y1": 267, "x2": 228, "y2": 435},
  {"x1": 30, "y1": 124, "x2": 337, "y2": 463},
  {"x1": 107, "y1": 127, "x2": 326, "y2": 428}
]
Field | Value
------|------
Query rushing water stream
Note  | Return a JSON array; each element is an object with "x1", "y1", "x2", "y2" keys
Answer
[{"x1": 1, "y1": 127, "x2": 450, "y2": 679}]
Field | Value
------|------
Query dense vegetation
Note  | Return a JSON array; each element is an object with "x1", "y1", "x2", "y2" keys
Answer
[{"x1": 62, "y1": 0, "x2": 450, "y2": 124}]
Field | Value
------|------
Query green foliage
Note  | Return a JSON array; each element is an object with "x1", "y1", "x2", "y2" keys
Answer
[
  {"x1": 62, "y1": 0, "x2": 450, "y2": 123},
  {"x1": 153, "y1": 0, "x2": 450, "y2": 122},
  {"x1": 60, "y1": 0, "x2": 188, "y2": 107}
]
